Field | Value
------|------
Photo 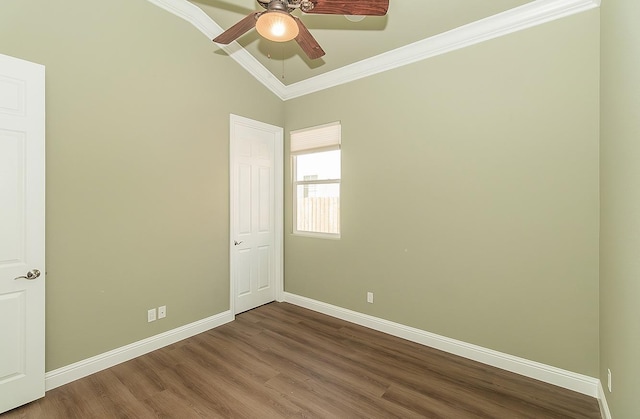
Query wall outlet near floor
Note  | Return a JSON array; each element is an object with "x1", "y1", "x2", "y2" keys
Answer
[
  {"x1": 158, "y1": 305, "x2": 167, "y2": 319},
  {"x1": 367, "y1": 292, "x2": 374, "y2": 304},
  {"x1": 147, "y1": 308, "x2": 157, "y2": 323},
  {"x1": 607, "y1": 368, "x2": 612, "y2": 392}
]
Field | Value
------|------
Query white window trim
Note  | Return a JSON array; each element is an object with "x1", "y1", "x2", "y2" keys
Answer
[{"x1": 291, "y1": 122, "x2": 341, "y2": 239}]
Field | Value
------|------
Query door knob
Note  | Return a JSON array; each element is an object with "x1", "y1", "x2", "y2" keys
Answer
[
  {"x1": 14, "y1": 269, "x2": 41, "y2": 281},
  {"x1": 234, "y1": 240, "x2": 243, "y2": 246}
]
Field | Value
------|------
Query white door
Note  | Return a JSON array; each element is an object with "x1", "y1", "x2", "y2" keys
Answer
[
  {"x1": 0, "y1": 53, "x2": 46, "y2": 414},
  {"x1": 230, "y1": 114, "x2": 283, "y2": 314}
]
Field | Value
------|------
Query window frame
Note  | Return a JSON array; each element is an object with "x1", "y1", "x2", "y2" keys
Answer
[{"x1": 291, "y1": 122, "x2": 341, "y2": 239}]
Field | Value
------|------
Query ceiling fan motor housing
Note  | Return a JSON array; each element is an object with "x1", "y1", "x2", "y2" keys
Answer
[{"x1": 257, "y1": 0, "x2": 316, "y2": 13}]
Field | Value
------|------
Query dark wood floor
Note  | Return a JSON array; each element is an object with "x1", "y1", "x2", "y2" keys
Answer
[{"x1": 3, "y1": 302, "x2": 601, "y2": 418}]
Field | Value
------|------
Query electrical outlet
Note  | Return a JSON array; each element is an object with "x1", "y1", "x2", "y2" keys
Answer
[
  {"x1": 158, "y1": 305, "x2": 167, "y2": 319},
  {"x1": 608, "y1": 369, "x2": 612, "y2": 392},
  {"x1": 147, "y1": 308, "x2": 157, "y2": 323},
  {"x1": 367, "y1": 292, "x2": 374, "y2": 304}
]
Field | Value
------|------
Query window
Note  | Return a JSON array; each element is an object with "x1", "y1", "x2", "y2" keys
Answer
[{"x1": 291, "y1": 122, "x2": 341, "y2": 238}]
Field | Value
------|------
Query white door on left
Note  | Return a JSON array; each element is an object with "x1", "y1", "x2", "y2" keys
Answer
[{"x1": 0, "y1": 53, "x2": 45, "y2": 414}]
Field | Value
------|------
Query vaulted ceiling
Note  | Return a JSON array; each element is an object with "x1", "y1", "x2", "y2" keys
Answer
[{"x1": 149, "y1": 0, "x2": 600, "y2": 99}]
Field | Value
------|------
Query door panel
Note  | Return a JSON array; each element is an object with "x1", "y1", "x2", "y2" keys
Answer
[
  {"x1": 230, "y1": 115, "x2": 283, "y2": 314},
  {"x1": 237, "y1": 249, "x2": 252, "y2": 295},
  {"x1": 0, "y1": 291, "x2": 26, "y2": 380},
  {"x1": 238, "y1": 163, "x2": 252, "y2": 235},
  {"x1": 257, "y1": 245, "x2": 271, "y2": 290},
  {"x1": 258, "y1": 166, "x2": 270, "y2": 232},
  {"x1": 0, "y1": 54, "x2": 45, "y2": 414},
  {"x1": 0, "y1": 131, "x2": 26, "y2": 265}
]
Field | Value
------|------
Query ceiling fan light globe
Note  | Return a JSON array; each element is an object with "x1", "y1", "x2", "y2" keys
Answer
[
  {"x1": 345, "y1": 15, "x2": 366, "y2": 22},
  {"x1": 256, "y1": 11, "x2": 299, "y2": 42}
]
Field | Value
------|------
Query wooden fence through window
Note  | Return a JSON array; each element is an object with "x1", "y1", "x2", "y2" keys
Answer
[{"x1": 296, "y1": 197, "x2": 340, "y2": 234}]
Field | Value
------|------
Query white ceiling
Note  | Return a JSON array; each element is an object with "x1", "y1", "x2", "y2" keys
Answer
[{"x1": 148, "y1": 0, "x2": 600, "y2": 99}]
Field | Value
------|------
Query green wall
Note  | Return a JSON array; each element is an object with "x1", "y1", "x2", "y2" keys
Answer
[
  {"x1": 0, "y1": 0, "x2": 283, "y2": 370},
  {"x1": 600, "y1": 0, "x2": 640, "y2": 416},
  {"x1": 284, "y1": 11, "x2": 600, "y2": 377},
  {"x1": 0, "y1": 0, "x2": 615, "y2": 397}
]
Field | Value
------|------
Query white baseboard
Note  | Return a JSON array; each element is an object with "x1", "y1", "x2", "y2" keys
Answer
[
  {"x1": 598, "y1": 381, "x2": 612, "y2": 419},
  {"x1": 284, "y1": 292, "x2": 600, "y2": 398},
  {"x1": 45, "y1": 310, "x2": 234, "y2": 391},
  {"x1": 44, "y1": 297, "x2": 605, "y2": 414}
]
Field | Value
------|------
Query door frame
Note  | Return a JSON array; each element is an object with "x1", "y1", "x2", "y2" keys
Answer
[{"x1": 229, "y1": 114, "x2": 283, "y2": 316}]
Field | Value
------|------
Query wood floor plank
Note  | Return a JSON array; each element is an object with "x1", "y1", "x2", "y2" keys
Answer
[
  {"x1": 336, "y1": 321, "x2": 599, "y2": 417},
  {"x1": 109, "y1": 356, "x2": 167, "y2": 402},
  {"x1": 167, "y1": 342, "x2": 302, "y2": 417},
  {"x1": 142, "y1": 389, "x2": 208, "y2": 419},
  {"x1": 1, "y1": 302, "x2": 601, "y2": 418},
  {"x1": 257, "y1": 326, "x2": 392, "y2": 398}
]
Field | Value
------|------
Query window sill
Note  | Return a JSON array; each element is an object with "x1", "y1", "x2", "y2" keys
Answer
[{"x1": 292, "y1": 231, "x2": 341, "y2": 240}]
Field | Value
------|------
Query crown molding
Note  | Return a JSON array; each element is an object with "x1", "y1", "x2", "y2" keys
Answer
[
  {"x1": 147, "y1": 0, "x2": 288, "y2": 99},
  {"x1": 147, "y1": 0, "x2": 600, "y2": 101},
  {"x1": 282, "y1": 0, "x2": 600, "y2": 99}
]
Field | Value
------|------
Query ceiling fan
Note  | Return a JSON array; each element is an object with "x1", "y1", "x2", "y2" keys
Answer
[{"x1": 212, "y1": 0, "x2": 389, "y2": 60}]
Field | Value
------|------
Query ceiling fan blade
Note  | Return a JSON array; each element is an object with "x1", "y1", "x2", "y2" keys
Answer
[
  {"x1": 213, "y1": 12, "x2": 260, "y2": 44},
  {"x1": 305, "y1": 0, "x2": 389, "y2": 16},
  {"x1": 293, "y1": 17, "x2": 325, "y2": 60}
]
